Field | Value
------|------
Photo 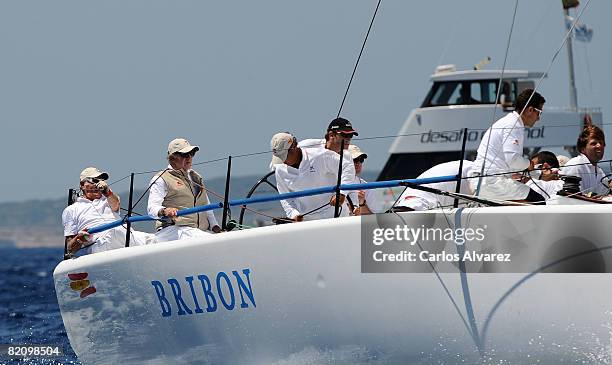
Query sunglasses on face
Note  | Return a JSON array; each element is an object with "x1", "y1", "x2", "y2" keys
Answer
[
  {"x1": 85, "y1": 177, "x2": 103, "y2": 184},
  {"x1": 176, "y1": 151, "x2": 196, "y2": 158},
  {"x1": 532, "y1": 107, "x2": 542, "y2": 116},
  {"x1": 354, "y1": 157, "x2": 366, "y2": 164}
]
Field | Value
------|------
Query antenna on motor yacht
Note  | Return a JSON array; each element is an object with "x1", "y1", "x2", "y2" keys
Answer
[{"x1": 563, "y1": 0, "x2": 580, "y2": 110}]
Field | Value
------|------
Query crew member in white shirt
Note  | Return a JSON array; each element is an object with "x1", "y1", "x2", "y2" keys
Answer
[
  {"x1": 347, "y1": 144, "x2": 386, "y2": 214},
  {"x1": 147, "y1": 138, "x2": 221, "y2": 242},
  {"x1": 561, "y1": 125, "x2": 610, "y2": 196},
  {"x1": 296, "y1": 117, "x2": 356, "y2": 166},
  {"x1": 62, "y1": 167, "x2": 156, "y2": 255},
  {"x1": 470, "y1": 89, "x2": 546, "y2": 202},
  {"x1": 525, "y1": 151, "x2": 564, "y2": 200},
  {"x1": 396, "y1": 160, "x2": 474, "y2": 211},
  {"x1": 271, "y1": 131, "x2": 356, "y2": 221}
]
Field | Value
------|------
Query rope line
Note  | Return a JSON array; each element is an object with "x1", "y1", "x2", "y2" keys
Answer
[
  {"x1": 475, "y1": 0, "x2": 519, "y2": 196},
  {"x1": 478, "y1": 0, "x2": 593, "y2": 182},
  {"x1": 337, "y1": 0, "x2": 382, "y2": 118}
]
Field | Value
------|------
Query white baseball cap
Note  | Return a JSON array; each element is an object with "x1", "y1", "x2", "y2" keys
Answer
[
  {"x1": 80, "y1": 167, "x2": 109, "y2": 182},
  {"x1": 270, "y1": 132, "x2": 295, "y2": 166},
  {"x1": 348, "y1": 144, "x2": 368, "y2": 160},
  {"x1": 556, "y1": 155, "x2": 570, "y2": 167},
  {"x1": 167, "y1": 138, "x2": 200, "y2": 155}
]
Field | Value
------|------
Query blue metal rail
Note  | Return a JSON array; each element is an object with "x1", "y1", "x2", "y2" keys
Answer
[{"x1": 86, "y1": 174, "x2": 457, "y2": 234}]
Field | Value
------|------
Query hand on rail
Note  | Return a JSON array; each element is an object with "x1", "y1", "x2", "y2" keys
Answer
[
  {"x1": 68, "y1": 230, "x2": 91, "y2": 253},
  {"x1": 211, "y1": 225, "x2": 222, "y2": 233},
  {"x1": 161, "y1": 207, "x2": 179, "y2": 218},
  {"x1": 357, "y1": 190, "x2": 366, "y2": 205},
  {"x1": 292, "y1": 215, "x2": 304, "y2": 222},
  {"x1": 329, "y1": 194, "x2": 346, "y2": 207}
]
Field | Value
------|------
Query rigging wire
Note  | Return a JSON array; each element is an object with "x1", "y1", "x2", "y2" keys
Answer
[
  {"x1": 479, "y1": 0, "x2": 593, "y2": 180},
  {"x1": 474, "y1": 0, "x2": 519, "y2": 197},
  {"x1": 336, "y1": 0, "x2": 382, "y2": 118},
  {"x1": 392, "y1": 211, "x2": 475, "y2": 346}
]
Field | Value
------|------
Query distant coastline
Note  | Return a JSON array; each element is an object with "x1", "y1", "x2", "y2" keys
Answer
[{"x1": 0, "y1": 171, "x2": 379, "y2": 248}]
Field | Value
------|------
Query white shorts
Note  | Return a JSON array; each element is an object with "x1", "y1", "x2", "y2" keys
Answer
[
  {"x1": 88, "y1": 226, "x2": 157, "y2": 254},
  {"x1": 155, "y1": 225, "x2": 212, "y2": 242}
]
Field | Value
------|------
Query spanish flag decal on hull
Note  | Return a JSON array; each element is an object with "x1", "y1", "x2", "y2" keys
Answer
[{"x1": 68, "y1": 272, "x2": 97, "y2": 298}]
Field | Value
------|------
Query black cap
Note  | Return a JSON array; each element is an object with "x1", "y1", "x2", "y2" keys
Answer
[{"x1": 327, "y1": 117, "x2": 358, "y2": 136}]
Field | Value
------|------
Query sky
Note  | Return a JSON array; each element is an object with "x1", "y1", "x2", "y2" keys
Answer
[{"x1": 1, "y1": 0, "x2": 611, "y2": 203}]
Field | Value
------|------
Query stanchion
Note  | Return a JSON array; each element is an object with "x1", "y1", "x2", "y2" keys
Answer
[
  {"x1": 334, "y1": 140, "x2": 345, "y2": 218},
  {"x1": 125, "y1": 173, "x2": 135, "y2": 247},
  {"x1": 454, "y1": 128, "x2": 469, "y2": 208},
  {"x1": 222, "y1": 156, "x2": 232, "y2": 230}
]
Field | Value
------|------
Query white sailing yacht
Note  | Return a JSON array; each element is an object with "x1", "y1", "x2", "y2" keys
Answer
[{"x1": 53, "y1": 2, "x2": 612, "y2": 364}]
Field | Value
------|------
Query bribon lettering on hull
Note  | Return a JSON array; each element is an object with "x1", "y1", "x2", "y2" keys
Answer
[{"x1": 150, "y1": 268, "x2": 256, "y2": 318}]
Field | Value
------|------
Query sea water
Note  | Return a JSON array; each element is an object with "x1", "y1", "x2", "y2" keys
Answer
[{"x1": 1, "y1": 247, "x2": 79, "y2": 364}]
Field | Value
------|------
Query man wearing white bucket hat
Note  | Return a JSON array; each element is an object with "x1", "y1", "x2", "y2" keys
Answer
[
  {"x1": 62, "y1": 167, "x2": 156, "y2": 255},
  {"x1": 147, "y1": 138, "x2": 221, "y2": 242}
]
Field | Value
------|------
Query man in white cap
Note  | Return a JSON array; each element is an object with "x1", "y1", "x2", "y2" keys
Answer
[
  {"x1": 347, "y1": 144, "x2": 386, "y2": 215},
  {"x1": 147, "y1": 138, "x2": 221, "y2": 242},
  {"x1": 271, "y1": 132, "x2": 355, "y2": 221},
  {"x1": 62, "y1": 167, "x2": 156, "y2": 255}
]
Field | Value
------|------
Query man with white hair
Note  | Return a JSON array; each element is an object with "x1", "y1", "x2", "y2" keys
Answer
[
  {"x1": 147, "y1": 138, "x2": 221, "y2": 242},
  {"x1": 271, "y1": 132, "x2": 355, "y2": 221},
  {"x1": 62, "y1": 167, "x2": 156, "y2": 255}
]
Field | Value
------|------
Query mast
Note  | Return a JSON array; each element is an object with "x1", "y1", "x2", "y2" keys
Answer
[{"x1": 563, "y1": 1, "x2": 579, "y2": 110}]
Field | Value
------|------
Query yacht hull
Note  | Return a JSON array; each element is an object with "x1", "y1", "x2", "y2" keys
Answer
[{"x1": 54, "y1": 206, "x2": 612, "y2": 364}]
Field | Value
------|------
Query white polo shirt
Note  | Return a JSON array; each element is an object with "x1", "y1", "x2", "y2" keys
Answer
[
  {"x1": 470, "y1": 112, "x2": 531, "y2": 200},
  {"x1": 275, "y1": 147, "x2": 355, "y2": 220},
  {"x1": 473, "y1": 111, "x2": 530, "y2": 176},
  {"x1": 62, "y1": 196, "x2": 120, "y2": 237},
  {"x1": 561, "y1": 154, "x2": 610, "y2": 196}
]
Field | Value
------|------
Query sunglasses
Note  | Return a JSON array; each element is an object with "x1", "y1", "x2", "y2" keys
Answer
[
  {"x1": 176, "y1": 151, "x2": 196, "y2": 158},
  {"x1": 532, "y1": 107, "x2": 543, "y2": 116},
  {"x1": 354, "y1": 157, "x2": 366, "y2": 164},
  {"x1": 85, "y1": 177, "x2": 103, "y2": 184}
]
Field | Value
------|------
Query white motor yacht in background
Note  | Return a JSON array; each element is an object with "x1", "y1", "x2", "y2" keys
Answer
[{"x1": 379, "y1": 64, "x2": 603, "y2": 180}]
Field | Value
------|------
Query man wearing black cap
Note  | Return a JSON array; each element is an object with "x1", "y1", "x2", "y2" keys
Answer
[
  {"x1": 298, "y1": 117, "x2": 358, "y2": 154},
  {"x1": 325, "y1": 117, "x2": 358, "y2": 153}
]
